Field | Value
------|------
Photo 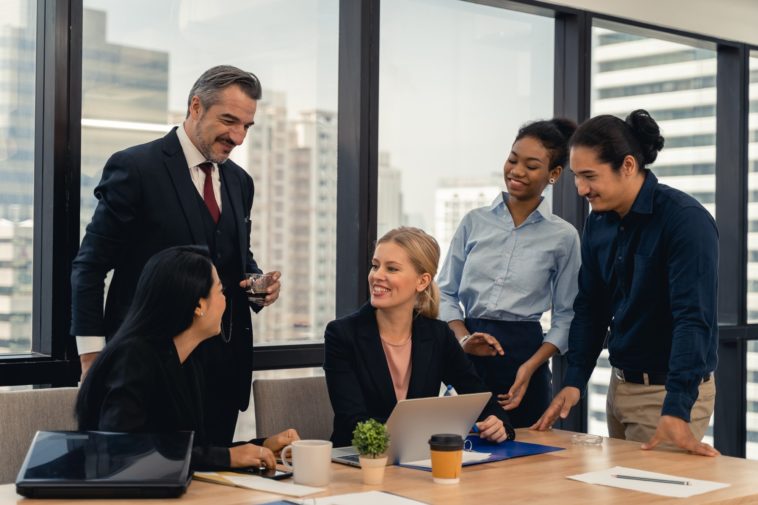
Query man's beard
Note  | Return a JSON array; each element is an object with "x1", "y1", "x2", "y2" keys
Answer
[{"x1": 194, "y1": 120, "x2": 231, "y2": 164}]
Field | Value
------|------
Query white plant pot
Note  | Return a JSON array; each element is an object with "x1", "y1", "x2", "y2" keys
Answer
[{"x1": 359, "y1": 455, "x2": 388, "y2": 485}]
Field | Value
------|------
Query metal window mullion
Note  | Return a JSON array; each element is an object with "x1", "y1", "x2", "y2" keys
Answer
[
  {"x1": 336, "y1": 0, "x2": 380, "y2": 318},
  {"x1": 713, "y1": 43, "x2": 749, "y2": 457},
  {"x1": 550, "y1": 10, "x2": 592, "y2": 434}
]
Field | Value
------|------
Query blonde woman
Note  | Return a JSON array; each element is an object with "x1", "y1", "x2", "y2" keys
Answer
[{"x1": 323, "y1": 227, "x2": 515, "y2": 447}]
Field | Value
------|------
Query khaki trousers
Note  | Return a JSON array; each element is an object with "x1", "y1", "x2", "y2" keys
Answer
[{"x1": 606, "y1": 370, "x2": 715, "y2": 443}]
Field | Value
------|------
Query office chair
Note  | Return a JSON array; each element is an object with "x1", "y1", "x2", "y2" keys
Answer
[
  {"x1": 252, "y1": 376, "x2": 334, "y2": 441},
  {"x1": 0, "y1": 387, "x2": 79, "y2": 484}
]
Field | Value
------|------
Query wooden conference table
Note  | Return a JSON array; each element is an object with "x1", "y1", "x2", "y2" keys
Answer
[{"x1": 2, "y1": 429, "x2": 757, "y2": 505}]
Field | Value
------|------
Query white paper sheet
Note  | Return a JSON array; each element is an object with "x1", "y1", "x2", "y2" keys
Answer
[
  {"x1": 290, "y1": 490, "x2": 427, "y2": 504},
  {"x1": 567, "y1": 465, "x2": 729, "y2": 498},
  {"x1": 402, "y1": 450, "x2": 492, "y2": 469},
  {"x1": 194, "y1": 472, "x2": 323, "y2": 497}
]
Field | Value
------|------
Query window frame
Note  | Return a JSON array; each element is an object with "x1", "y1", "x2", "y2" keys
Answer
[{"x1": 1, "y1": 0, "x2": 756, "y2": 458}]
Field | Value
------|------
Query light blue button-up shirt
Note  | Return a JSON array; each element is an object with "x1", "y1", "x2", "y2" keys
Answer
[{"x1": 437, "y1": 193, "x2": 581, "y2": 354}]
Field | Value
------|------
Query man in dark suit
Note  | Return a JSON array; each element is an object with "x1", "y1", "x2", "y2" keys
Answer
[{"x1": 71, "y1": 65, "x2": 280, "y2": 445}]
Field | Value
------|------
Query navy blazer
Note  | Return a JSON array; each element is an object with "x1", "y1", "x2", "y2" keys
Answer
[
  {"x1": 71, "y1": 128, "x2": 261, "y2": 410},
  {"x1": 323, "y1": 303, "x2": 515, "y2": 447}
]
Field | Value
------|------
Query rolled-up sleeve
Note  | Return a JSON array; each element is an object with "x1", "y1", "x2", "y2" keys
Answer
[
  {"x1": 437, "y1": 217, "x2": 469, "y2": 322},
  {"x1": 544, "y1": 229, "x2": 581, "y2": 355}
]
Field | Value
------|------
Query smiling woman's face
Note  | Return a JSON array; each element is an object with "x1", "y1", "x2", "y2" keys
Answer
[
  {"x1": 503, "y1": 136, "x2": 554, "y2": 201},
  {"x1": 368, "y1": 241, "x2": 427, "y2": 313}
]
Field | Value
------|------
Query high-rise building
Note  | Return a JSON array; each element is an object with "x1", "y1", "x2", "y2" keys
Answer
[
  {"x1": 0, "y1": 5, "x2": 35, "y2": 223},
  {"x1": 434, "y1": 177, "x2": 500, "y2": 262},
  {"x1": 294, "y1": 109, "x2": 338, "y2": 338},
  {"x1": 81, "y1": 8, "x2": 171, "y2": 228},
  {"x1": 247, "y1": 97, "x2": 337, "y2": 343},
  {"x1": 377, "y1": 152, "x2": 404, "y2": 238},
  {"x1": 0, "y1": 3, "x2": 35, "y2": 354},
  {"x1": 0, "y1": 220, "x2": 32, "y2": 352}
]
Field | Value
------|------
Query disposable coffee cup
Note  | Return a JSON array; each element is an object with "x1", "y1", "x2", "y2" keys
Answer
[{"x1": 428, "y1": 433, "x2": 464, "y2": 484}]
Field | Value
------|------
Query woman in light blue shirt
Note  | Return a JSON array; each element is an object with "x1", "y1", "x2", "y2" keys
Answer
[{"x1": 437, "y1": 118, "x2": 581, "y2": 427}]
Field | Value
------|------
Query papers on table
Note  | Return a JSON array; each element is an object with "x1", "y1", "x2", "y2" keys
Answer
[
  {"x1": 193, "y1": 472, "x2": 323, "y2": 497},
  {"x1": 267, "y1": 490, "x2": 428, "y2": 504},
  {"x1": 567, "y1": 466, "x2": 729, "y2": 498},
  {"x1": 402, "y1": 450, "x2": 492, "y2": 469}
]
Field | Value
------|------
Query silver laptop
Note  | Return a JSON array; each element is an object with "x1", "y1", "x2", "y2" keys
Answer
[{"x1": 332, "y1": 392, "x2": 491, "y2": 466}]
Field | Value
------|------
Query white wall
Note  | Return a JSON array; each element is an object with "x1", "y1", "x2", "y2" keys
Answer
[{"x1": 548, "y1": 0, "x2": 758, "y2": 46}]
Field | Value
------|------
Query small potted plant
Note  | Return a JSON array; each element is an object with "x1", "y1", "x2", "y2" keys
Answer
[{"x1": 352, "y1": 419, "x2": 390, "y2": 485}]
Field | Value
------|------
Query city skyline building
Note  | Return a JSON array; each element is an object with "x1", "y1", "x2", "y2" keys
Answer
[
  {"x1": 377, "y1": 152, "x2": 404, "y2": 238},
  {"x1": 434, "y1": 176, "x2": 501, "y2": 263},
  {"x1": 246, "y1": 96, "x2": 338, "y2": 343},
  {"x1": 0, "y1": 2, "x2": 36, "y2": 353}
]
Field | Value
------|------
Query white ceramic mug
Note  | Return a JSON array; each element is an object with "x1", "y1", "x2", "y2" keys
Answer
[{"x1": 280, "y1": 439, "x2": 332, "y2": 487}]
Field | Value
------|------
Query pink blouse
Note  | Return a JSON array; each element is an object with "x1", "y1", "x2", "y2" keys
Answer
[{"x1": 380, "y1": 336, "x2": 412, "y2": 401}]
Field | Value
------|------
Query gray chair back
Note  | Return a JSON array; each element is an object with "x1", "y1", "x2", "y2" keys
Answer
[
  {"x1": 0, "y1": 387, "x2": 79, "y2": 484},
  {"x1": 253, "y1": 377, "x2": 333, "y2": 441}
]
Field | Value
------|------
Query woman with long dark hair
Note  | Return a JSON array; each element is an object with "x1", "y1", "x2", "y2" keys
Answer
[{"x1": 76, "y1": 246, "x2": 297, "y2": 469}]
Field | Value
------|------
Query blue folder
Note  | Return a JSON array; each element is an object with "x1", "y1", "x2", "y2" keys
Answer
[{"x1": 398, "y1": 435, "x2": 564, "y2": 472}]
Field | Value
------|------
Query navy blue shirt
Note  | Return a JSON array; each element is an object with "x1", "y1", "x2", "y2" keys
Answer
[{"x1": 563, "y1": 171, "x2": 718, "y2": 421}]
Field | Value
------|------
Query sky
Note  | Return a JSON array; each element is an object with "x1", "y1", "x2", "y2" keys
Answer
[{"x1": 81, "y1": 0, "x2": 554, "y2": 230}]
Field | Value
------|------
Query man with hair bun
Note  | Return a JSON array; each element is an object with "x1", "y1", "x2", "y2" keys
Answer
[{"x1": 532, "y1": 110, "x2": 719, "y2": 457}]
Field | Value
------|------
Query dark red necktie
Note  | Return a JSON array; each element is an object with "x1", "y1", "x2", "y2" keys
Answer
[{"x1": 198, "y1": 162, "x2": 220, "y2": 224}]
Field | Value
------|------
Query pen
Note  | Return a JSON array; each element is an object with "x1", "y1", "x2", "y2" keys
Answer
[{"x1": 611, "y1": 474, "x2": 690, "y2": 486}]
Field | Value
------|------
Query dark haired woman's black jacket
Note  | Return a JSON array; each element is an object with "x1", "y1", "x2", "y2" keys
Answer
[
  {"x1": 77, "y1": 337, "x2": 229, "y2": 470},
  {"x1": 323, "y1": 303, "x2": 515, "y2": 447}
]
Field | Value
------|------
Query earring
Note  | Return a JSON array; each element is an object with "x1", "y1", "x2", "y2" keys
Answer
[
  {"x1": 199, "y1": 311, "x2": 205, "y2": 317},
  {"x1": 549, "y1": 178, "x2": 555, "y2": 184}
]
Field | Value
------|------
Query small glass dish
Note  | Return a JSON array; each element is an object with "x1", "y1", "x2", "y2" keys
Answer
[{"x1": 571, "y1": 434, "x2": 603, "y2": 446}]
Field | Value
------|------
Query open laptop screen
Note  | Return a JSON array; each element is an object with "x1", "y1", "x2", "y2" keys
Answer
[{"x1": 16, "y1": 431, "x2": 193, "y2": 498}]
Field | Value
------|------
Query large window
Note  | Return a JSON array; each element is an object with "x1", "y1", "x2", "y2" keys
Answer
[
  {"x1": 377, "y1": 0, "x2": 554, "y2": 333},
  {"x1": 378, "y1": 0, "x2": 554, "y2": 247},
  {"x1": 0, "y1": 1, "x2": 36, "y2": 355},
  {"x1": 747, "y1": 52, "x2": 758, "y2": 459},
  {"x1": 80, "y1": 0, "x2": 338, "y2": 346},
  {"x1": 586, "y1": 22, "x2": 717, "y2": 441}
]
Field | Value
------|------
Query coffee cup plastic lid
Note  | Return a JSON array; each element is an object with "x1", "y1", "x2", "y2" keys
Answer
[{"x1": 428, "y1": 433, "x2": 464, "y2": 451}]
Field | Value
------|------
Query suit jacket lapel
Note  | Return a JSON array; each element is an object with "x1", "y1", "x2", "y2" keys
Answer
[
  {"x1": 356, "y1": 303, "x2": 398, "y2": 406},
  {"x1": 408, "y1": 315, "x2": 434, "y2": 398},
  {"x1": 219, "y1": 164, "x2": 247, "y2": 273},
  {"x1": 162, "y1": 128, "x2": 206, "y2": 246}
]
